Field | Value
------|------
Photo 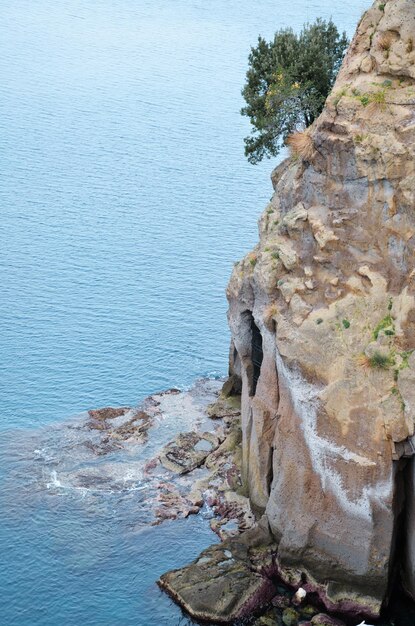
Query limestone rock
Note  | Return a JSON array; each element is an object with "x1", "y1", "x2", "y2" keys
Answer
[
  {"x1": 277, "y1": 241, "x2": 298, "y2": 271},
  {"x1": 226, "y1": 0, "x2": 415, "y2": 619},
  {"x1": 282, "y1": 203, "x2": 308, "y2": 231}
]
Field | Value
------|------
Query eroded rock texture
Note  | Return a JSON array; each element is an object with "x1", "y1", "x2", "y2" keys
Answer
[{"x1": 227, "y1": 0, "x2": 415, "y2": 616}]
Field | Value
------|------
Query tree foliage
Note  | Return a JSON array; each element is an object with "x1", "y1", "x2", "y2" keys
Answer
[{"x1": 241, "y1": 19, "x2": 349, "y2": 163}]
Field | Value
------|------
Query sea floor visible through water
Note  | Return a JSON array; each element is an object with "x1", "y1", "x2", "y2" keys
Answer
[{"x1": 0, "y1": 380, "x2": 225, "y2": 626}]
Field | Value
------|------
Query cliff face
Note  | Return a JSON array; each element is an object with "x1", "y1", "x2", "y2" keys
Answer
[{"x1": 227, "y1": 0, "x2": 415, "y2": 615}]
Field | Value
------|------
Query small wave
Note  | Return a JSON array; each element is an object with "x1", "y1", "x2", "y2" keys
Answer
[{"x1": 46, "y1": 470, "x2": 62, "y2": 489}]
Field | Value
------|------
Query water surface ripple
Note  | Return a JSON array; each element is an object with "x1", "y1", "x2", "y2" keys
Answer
[{"x1": 0, "y1": 1, "x2": 369, "y2": 624}]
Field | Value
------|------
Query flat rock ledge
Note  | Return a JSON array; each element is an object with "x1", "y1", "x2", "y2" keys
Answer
[
  {"x1": 158, "y1": 523, "x2": 277, "y2": 624},
  {"x1": 158, "y1": 516, "x2": 373, "y2": 625}
]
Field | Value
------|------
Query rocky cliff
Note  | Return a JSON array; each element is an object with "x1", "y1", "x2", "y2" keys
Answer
[{"x1": 227, "y1": 0, "x2": 415, "y2": 617}]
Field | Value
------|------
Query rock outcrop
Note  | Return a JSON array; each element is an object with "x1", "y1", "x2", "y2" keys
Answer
[
  {"x1": 159, "y1": 522, "x2": 278, "y2": 624},
  {"x1": 227, "y1": 0, "x2": 415, "y2": 618}
]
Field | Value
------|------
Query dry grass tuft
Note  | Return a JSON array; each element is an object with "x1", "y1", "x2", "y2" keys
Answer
[
  {"x1": 286, "y1": 131, "x2": 315, "y2": 161},
  {"x1": 263, "y1": 302, "x2": 279, "y2": 330},
  {"x1": 247, "y1": 252, "x2": 257, "y2": 268},
  {"x1": 357, "y1": 354, "x2": 371, "y2": 369},
  {"x1": 377, "y1": 31, "x2": 394, "y2": 51}
]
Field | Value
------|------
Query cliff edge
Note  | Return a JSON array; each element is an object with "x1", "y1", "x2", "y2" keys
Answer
[
  {"x1": 159, "y1": 1, "x2": 415, "y2": 622},
  {"x1": 227, "y1": 0, "x2": 415, "y2": 616}
]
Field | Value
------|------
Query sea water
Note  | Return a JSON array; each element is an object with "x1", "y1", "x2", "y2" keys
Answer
[{"x1": 0, "y1": 1, "x2": 373, "y2": 624}]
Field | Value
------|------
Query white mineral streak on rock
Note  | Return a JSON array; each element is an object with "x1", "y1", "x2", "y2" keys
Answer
[{"x1": 275, "y1": 351, "x2": 390, "y2": 520}]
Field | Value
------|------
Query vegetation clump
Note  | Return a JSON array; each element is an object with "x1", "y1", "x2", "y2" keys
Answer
[
  {"x1": 358, "y1": 351, "x2": 395, "y2": 369},
  {"x1": 373, "y1": 314, "x2": 394, "y2": 340},
  {"x1": 359, "y1": 94, "x2": 371, "y2": 107},
  {"x1": 367, "y1": 89, "x2": 387, "y2": 112},
  {"x1": 241, "y1": 19, "x2": 348, "y2": 163},
  {"x1": 370, "y1": 351, "x2": 394, "y2": 369},
  {"x1": 399, "y1": 349, "x2": 414, "y2": 370},
  {"x1": 286, "y1": 130, "x2": 315, "y2": 160}
]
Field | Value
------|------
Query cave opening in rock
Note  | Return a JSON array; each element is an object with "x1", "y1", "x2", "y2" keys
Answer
[
  {"x1": 250, "y1": 316, "x2": 263, "y2": 396},
  {"x1": 388, "y1": 459, "x2": 409, "y2": 600},
  {"x1": 383, "y1": 456, "x2": 415, "y2": 622}
]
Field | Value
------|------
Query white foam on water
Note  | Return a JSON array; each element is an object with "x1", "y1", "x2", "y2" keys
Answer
[
  {"x1": 199, "y1": 501, "x2": 215, "y2": 520},
  {"x1": 122, "y1": 469, "x2": 147, "y2": 492},
  {"x1": 46, "y1": 470, "x2": 62, "y2": 490},
  {"x1": 275, "y1": 351, "x2": 392, "y2": 520}
]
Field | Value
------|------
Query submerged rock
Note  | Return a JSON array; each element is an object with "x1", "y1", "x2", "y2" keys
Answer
[
  {"x1": 281, "y1": 607, "x2": 299, "y2": 626},
  {"x1": 310, "y1": 615, "x2": 346, "y2": 626},
  {"x1": 253, "y1": 611, "x2": 280, "y2": 626},
  {"x1": 159, "y1": 431, "x2": 220, "y2": 474}
]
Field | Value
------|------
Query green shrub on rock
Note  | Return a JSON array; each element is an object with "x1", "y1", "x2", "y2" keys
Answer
[{"x1": 241, "y1": 19, "x2": 348, "y2": 163}]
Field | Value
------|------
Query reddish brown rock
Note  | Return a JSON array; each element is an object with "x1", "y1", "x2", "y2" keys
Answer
[
  {"x1": 88, "y1": 406, "x2": 130, "y2": 420},
  {"x1": 159, "y1": 431, "x2": 220, "y2": 474}
]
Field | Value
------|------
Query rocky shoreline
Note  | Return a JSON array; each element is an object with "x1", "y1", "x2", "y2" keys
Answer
[
  {"x1": 155, "y1": 382, "x2": 374, "y2": 626},
  {"x1": 88, "y1": 379, "x2": 372, "y2": 625},
  {"x1": 82, "y1": 376, "x2": 414, "y2": 625},
  {"x1": 85, "y1": 379, "x2": 254, "y2": 536}
]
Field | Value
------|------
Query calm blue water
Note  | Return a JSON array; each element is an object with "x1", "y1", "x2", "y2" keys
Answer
[{"x1": 0, "y1": 1, "x2": 369, "y2": 624}]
